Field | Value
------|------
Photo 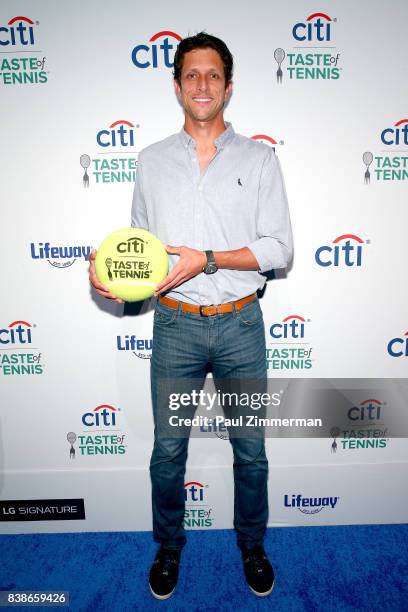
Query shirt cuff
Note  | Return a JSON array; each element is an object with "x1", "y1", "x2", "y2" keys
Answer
[{"x1": 247, "y1": 237, "x2": 291, "y2": 273}]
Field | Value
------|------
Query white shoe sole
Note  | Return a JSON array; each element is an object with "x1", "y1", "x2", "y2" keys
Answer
[
  {"x1": 149, "y1": 583, "x2": 176, "y2": 600},
  {"x1": 249, "y1": 578, "x2": 275, "y2": 597}
]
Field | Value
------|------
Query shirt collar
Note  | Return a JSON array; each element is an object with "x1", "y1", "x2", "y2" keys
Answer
[{"x1": 180, "y1": 122, "x2": 235, "y2": 150}]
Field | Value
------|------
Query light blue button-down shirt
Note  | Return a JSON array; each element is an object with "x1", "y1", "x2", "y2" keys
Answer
[{"x1": 131, "y1": 123, "x2": 293, "y2": 305}]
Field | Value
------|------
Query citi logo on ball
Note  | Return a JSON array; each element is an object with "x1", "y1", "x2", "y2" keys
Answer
[
  {"x1": 96, "y1": 120, "x2": 135, "y2": 148},
  {"x1": 184, "y1": 481, "x2": 206, "y2": 502},
  {"x1": 270, "y1": 315, "x2": 306, "y2": 339},
  {"x1": 0, "y1": 16, "x2": 35, "y2": 46},
  {"x1": 131, "y1": 31, "x2": 182, "y2": 69},
  {"x1": 292, "y1": 12, "x2": 334, "y2": 42},
  {"x1": 315, "y1": 234, "x2": 366, "y2": 267},
  {"x1": 0, "y1": 320, "x2": 33, "y2": 345},
  {"x1": 82, "y1": 405, "x2": 119, "y2": 427},
  {"x1": 117, "y1": 237, "x2": 145, "y2": 254},
  {"x1": 387, "y1": 331, "x2": 408, "y2": 357},
  {"x1": 381, "y1": 119, "x2": 408, "y2": 146}
]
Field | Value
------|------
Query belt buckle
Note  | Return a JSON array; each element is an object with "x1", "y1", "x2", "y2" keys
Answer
[{"x1": 199, "y1": 304, "x2": 214, "y2": 316}]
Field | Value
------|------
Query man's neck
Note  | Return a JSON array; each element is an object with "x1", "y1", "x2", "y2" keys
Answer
[{"x1": 183, "y1": 116, "x2": 227, "y2": 150}]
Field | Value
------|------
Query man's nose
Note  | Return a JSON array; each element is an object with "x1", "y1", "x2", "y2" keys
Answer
[{"x1": 197, "y1": 75, "x2": 209, "y2": 91}]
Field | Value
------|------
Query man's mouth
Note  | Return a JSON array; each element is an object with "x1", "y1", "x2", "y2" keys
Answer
[{"x1": 193, "y1": 97, "x2": 213, "y2": 103}]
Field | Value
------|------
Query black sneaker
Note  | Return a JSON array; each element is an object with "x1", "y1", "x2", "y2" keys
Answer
[
  {"x1": 241, "y1": 545, "x2": 275, "y2": 597},
  {"x1": 149, "y1": 548, "x2": 181, "y2": 600}
]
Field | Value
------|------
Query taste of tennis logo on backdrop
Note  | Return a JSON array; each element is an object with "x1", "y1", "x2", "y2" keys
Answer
[
  {"x1": 330, "y1": 399, "x2": 389, "y2": 453},
  {"x1": 66, "y1": 404, "x2": 127, "y2": 459},
  {"x1": 79, "y1": 119, "x2": 140, "y2": 187},
  {"x1": 266, "y1": 314, "x2": 313, "y2": 371},
  {"x1": 0, "y1": 320, "x2": 44, "y2": 376},
  {"x1": 130, "y1": 31, "x2": 182, "y2": 69},
  {"x1": 0, "y1": 15, "x2": 48, "y2": 85},
  {"x1": 273, "y1": 12, "x2": 341, "y2": 84},
  {"x1": 183, "y1": 481, "x2": 214, "y2": 528},
  {"x1": 30, "y1": 241, "x2": 92, "y2": 268},
  {"x1": 387, "y1": 331, "x2": 408, "y2": 358},
  {"x1": 362, "y1": 119, "x2": 408, "y2": 184},
  {"x1": 315, "y1": 234, "x2": 370, "y2": 267}
]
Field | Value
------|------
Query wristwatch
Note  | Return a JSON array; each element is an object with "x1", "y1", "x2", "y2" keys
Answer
[{"x1": 203, "y1": 250, "x2": 218, "y2": 274}]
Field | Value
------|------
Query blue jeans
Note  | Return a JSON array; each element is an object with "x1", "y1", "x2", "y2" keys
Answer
[{"x1": 150, "y1": 297, "x2": 268, "y2": 550}]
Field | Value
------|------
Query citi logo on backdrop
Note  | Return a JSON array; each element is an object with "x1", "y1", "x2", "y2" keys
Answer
[
  {"x1": 363, "y1": 118, "x2": 408, "y2": 183},
  {"x1": 330, "y1": 398, "x2": 389, "y2": 453},
  {"x1": 183, "y1": 481, "x2": 214, "y2": 528},
  {"x1": 80, "y1": 119, "x2": 139, "y2": 186},
  {"x1": 0, "y1": 320, "x2": 44, "y2": 376},
  {"x1": 274, "y1": 12, "x2": 340, "y2": 84},
  {"x1": 131, "y1": 31, "x2": 182, "y2": 69},
  {"x1": 0, "y1": 16, "x2": 48, "y2": 85},
  {"x1": 267, "y1": 314, "x2": 313, "y2": 371},
  {"x1": 67, "y1": 404, "x2": 127, "y2": 460},
  {"x1": 251, "y1": 133, "x2": 284, "y2": 152},
  {"x1": 387, "y1": 331, "x2": 408, "y2": 358},
  {"x1": 315, "y1": 234, "x2": 369, "y2": 267}
]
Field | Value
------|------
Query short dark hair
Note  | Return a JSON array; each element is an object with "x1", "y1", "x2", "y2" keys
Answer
[{"x1": 173, "y1": 32, "x2": 233, "y2": 85}]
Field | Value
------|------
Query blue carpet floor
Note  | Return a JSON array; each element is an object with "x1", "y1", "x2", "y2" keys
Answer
[{"x1": 1, "y1": 525, "x2": 408, "y2": 611}]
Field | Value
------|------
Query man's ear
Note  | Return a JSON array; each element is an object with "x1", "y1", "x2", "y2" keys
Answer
[
  {"x1": 225, "y1": 80, "x2": 233, "y2": 101},
  {"x1": 174, "y1": 79, "x2": 181, "y2": 99}
]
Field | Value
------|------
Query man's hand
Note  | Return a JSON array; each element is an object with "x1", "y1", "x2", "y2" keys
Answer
[
  {"x1": 88, "y1": 249, "x2": 124, "y2": 304},
  {"x1": 155, "y1": 245, "x2": 207, "y2": 296}
]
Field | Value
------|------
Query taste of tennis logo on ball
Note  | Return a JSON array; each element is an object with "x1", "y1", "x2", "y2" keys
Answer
[{"x1": 95, "y1": 228, "x2": 169, "y2": 302}]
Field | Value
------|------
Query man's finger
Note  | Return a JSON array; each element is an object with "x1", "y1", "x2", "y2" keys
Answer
[
  {"x1": 155, "y1": 272, "x2": 186, "y2": 295},
  {"x1": 165, "y1": 245, "x2": 182, "y2": 255}
]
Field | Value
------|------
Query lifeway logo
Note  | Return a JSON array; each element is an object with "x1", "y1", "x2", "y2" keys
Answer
[
  {"x1": 315, "y1": 234, "x2": 369, "y2": 267},
  {"x1": 274, "y1": 13, "x2": 340, "y2": 84},
  {"x1": 131, "y1": 31, "x2": 182, "y2": 69},
  {"x1": 80, "y1": 119, "x2": 139, "y2": 187},
  {"x1": 117, "y1": 335, "x2": 152, "y2": 359},
  {"x1": 67, "y1": 404, "x2": 127, "y2": 459},
  {"x1": 0, "y1": 16, "x2": 48, "y2": 86},
  {"x1": 30, "y1": 242, "x2": 92, "y2": 268},
  {"x1": 363, "y1": 119, "x2": 408, "y2": 184},
  {"x1": 251, "y1": 134, "x2": 284, "y2": 152},
  {"x1": 267, "y1": 315, "x2": 312, "y2": 371},
  {"x1": 0, "y1": 320, "x2": 44, "y2": 376},
  {"x1": 183, "y1": 481, "x2": 213, "y2": 528},
  {"x1": 331, "y1": 399, "x2": 388, "y2": 453},
  {"x1": 387, "y1": 330, "x2": 408, "y2": 358},
  {"x1": 284, "y1": 493, "x2": 339, "y2": 514}
]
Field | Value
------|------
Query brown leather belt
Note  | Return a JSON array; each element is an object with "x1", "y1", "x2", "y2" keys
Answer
[{"x1": 159, "y1": 293, "x2": 257, "y2": 316}]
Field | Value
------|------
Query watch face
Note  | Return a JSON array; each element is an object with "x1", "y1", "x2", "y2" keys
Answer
[{"x1": 205, "y1": 263, "x2": 217, "y2": 274}]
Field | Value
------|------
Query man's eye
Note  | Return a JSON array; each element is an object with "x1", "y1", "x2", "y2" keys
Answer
[
  {"x1": 187, "y1": 73, "x2": 197, "y2": 79},
  {"x1": 210, "y1": 73, "x2": 220, "y2": 79}
]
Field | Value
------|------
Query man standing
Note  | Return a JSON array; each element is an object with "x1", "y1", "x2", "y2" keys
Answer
[{"x1": 89, "y1": 32, "x2": 292, "y2": 600}]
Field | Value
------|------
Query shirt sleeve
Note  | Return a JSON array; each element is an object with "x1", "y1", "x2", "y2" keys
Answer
[
  {"x1": 247, "y1": 149, "x2": 293, "y2": 273},
  {"x1": 131, "y1": 157, "x2": 149, "y2": 230}
]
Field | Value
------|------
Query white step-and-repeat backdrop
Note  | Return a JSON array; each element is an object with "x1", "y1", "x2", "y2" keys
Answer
[{"x1": 1, "y1": 0, "x2": 407, "y2": 533}]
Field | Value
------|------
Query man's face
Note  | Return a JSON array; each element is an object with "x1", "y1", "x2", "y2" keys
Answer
[{"x1": 174, "y1": 47, "x2": 232, "y2": 124}]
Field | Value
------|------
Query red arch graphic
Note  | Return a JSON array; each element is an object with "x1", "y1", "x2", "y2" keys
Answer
[
  {"x1": 306, "y1": 12, "x2": 332, "y2": 21},
  {"x1": 94, "y1": 404, "x2": 117, "y2": 412},
  {"x1": 9, "y1": 320, "x2": 32, "y2": 327},
  {"x1": 251, "y1": 134, "x2": 277, "y2": 145},
  {"x1": 333, "y1": 234, "x2": 363, "y2": 244},
  {"x1": 8, "y1": 16, "x2": 34, "y2": 25},
  {"x1": 184, "y1": 481, "x2": 204, "y2": 488},
  {"x1": 282, "y1": 315, "x2": 305, "y2": 322},
  {"x1": 394, "y1": 119, "x2": 408, "y2": 126},
  {"x1": 149, "y1": 31, "x2": 182, "y2": 42},
  {"x1": 361, "y1": 399, "x2": 381, "y2": 405},
  {"x1": 109, "y1": 120, "x2": 134, "y2": 128},
  {"x1": 404, "y1": 331, "x2": 408, "y2": 336}
]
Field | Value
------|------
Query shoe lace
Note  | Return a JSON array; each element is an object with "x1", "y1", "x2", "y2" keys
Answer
[
  {"x1": 157, "y1": 550, "x2": 178, "y2": 576},
  {"x1": 245, "y1": 548, "x2": 267, "y2": 575}
]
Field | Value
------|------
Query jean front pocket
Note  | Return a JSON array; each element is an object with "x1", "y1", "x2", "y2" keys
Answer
[
  {"x1": 236, "y1": 300, "x2": 263, "y2": 327},
  {"x1": 154, "y1": 304, "x2": 178, "y2": 326}
]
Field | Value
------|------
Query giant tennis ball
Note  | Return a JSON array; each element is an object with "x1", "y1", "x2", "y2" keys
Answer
[{"x1": 95, "y1": 228, "x2": 168, "y2": 302}]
